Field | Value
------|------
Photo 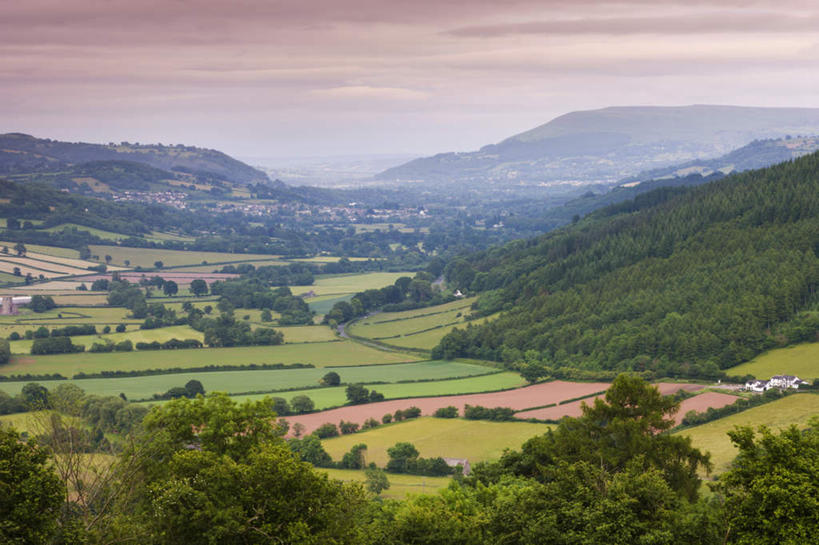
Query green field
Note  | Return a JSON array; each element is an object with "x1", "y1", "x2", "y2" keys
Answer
[
  {"x1": 321, "y1": 468, "x2": 450, "y2": 499},
  {"x1": 172, "y1": 259, "x2": 288, "y2": 272},
  {"x1": 365, "y1": 299, "x2": 476, "y2": 323},
  {"x1": 0, "y1": 360, "x2": 497, "y2": 401},
  {"x1": 295, "y1": 272, "x2": 411, "y2": 297},
  {"x1": 87, "y1": 245, "x2": 278, "y2": 268},
  {"x1": 237, "y1": 371, "x2": 522, "y2": 409},
  {"x1": 307, "y1": 295, "x2": 353, "y2": 317},
  {"x1": 350, "y1": 307, "x2": 469, "y2": 339},
  {"x1": 0, "y1": 306, "x2": 142, "y2": 337},
  {"x1": 322, "y1": 417, "x2": 551, "y2": 467},
  {"x1": 43, "y1": 223, "x2": 129, "y2": 241},
  {"x1": 9, "y1": 325, "x2": 205, "y2": 354},
  {"x1": 0, "y1": 340, "x2": 421, "y2": 376},
  {"x1": 0, "y1": 241, "x2": 80, "y2": 259},
  {"x1": 676, "y1": 393, "x2": 819, "y2": 473},
  {"x1": 728, "y1": 342, "x2": 819, "y2": 380}
]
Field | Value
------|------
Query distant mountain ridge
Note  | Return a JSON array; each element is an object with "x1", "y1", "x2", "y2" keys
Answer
[
  {"x1": 0, "y1": 133, "x2": 269, "y2": 185},
  {"x1": 378, "y1": 105, "x2": 819, "y2": 186}
]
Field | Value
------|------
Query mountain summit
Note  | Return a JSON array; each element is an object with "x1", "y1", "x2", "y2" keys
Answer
[{"x1": 378, "y1": 105, "x2": 819, "y2": 186}]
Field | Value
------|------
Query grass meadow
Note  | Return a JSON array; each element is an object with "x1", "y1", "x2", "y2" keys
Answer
[
  {"x1": 0, "y1": 360, "x2": 498, "y2": 401},
  {"x1": 676, "y1": 393, "x2": 819, "y2": 473},
  {"x1": 728, "y1": 342, "x2": 819, "y2": 380},
  {"x1": 322, "y1": 417, "x2": 551, "y2": 467},
  {"x1": 295, "y1": 272, "x2": 411, "y2": 297},
  {"x1": 0, "y1": 340, "x2": 421, "y2": 376},
  {"x1": 86, "y1": 245, "x2": 277, "y2": 268},
  {"x1": 236, "y1": 371, "x2": 523, "y2": 410},
  {"x1": 321, "y1": 468, "x2": 450, "y2": 499}
]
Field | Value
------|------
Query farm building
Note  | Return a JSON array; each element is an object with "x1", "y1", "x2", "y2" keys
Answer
[
  {"x1": 443, "y1": 457, "x2": 471, "y2": 475},
  {"x1": 745, "y1": 375, "x2": 805, "y2": 392},
  {"x1": 0, "y1": 295, "x2": 31, "y2": 315}
]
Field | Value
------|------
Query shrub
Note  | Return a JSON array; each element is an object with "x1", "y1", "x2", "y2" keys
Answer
[
  {"x1": 362, "y1": 418, "x2": 380, "y2": 430},
  {"x1": 89, "y1": 342, "x2": 114, "y2": 353},
  {"x1": 314, "y1": 423, "x2": 340, "y2": 439},
  {"x1": 291, "y1": 395, "x2": 315, "y2": 414},
  {"x1": 115, "y1": 324, "x2": 127, "y2": 333},
  {"x1": 463, "y1": 404, "x2": 516, "y2": 421},
  {"x1": 102, "y1": 325, "x2": 111, "y2": 334},
  {"x1": 403, "y1": 406, "x2": 422, "y2": 419},
  {"x1": 114, "y1": 340, "x2": 133, "y2": 352},
  {"x1": 381, "y1": 413, "x2": 393, "y2": 424},
  {"x1": 31, "y1": 337, "x2": 80, "y2": 355},
  {"x1": 321, "y1": 371, "x2": 341, "y2": 386},
  {"x1": 433, "y1": 406, "x2": 459, "y2": 418},
  {"x1": 368, "y1": 390, "x2": 385, "y2": 402},
  {"x1": 339, "y1": 420, "x2": 360, "y2": 435}
]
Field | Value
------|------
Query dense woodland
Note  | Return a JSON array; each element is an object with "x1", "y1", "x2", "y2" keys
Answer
[{"x1": 435, "y1": 152, "x2": 819, "y2": 378}]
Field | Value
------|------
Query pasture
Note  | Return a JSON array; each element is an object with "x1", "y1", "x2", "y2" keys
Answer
[
  {"x1": 322, "y1": 417, "x2": 552, "y2": 467},
  {"x1": 0, "y1": 241, "x2": 80, "y2": 259},
  {"x1": 0, "y1": 340, "x2": 421, "y2": 376},
  {"x1": 8, "y1": 325, "x2": 205, "y2": 354},
  {"x1": 321, "y1": 468, "x2": 450, "y2": 499},
  {"x1": 236, "y1": 371, "x2": 523, "y2": 410},
  {"x1": 676, "y1": 393, "x2": 819, "y2": 473},
  {"x1": 295, "y1": 272, "x2": 411, "y2": 297},
  {"x1": 86, "y1": 245, "x2": 278, "y2": 268},
  {"x1": 43, "y1": 223, "x2": 129, "y2": 241},
  {"x1": 0, "y1": 360, "x2": 498, "y2": 401},
  {"x1": 729, "y1": 342, "x2": 819, "y2": 380}
]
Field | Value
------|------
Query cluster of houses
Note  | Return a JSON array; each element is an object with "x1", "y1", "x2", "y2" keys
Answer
[{"x1": 744, "y1": 374, "x2": 806, "y2": 392}]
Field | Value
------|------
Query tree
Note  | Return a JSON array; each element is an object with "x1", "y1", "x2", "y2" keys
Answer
[
  {"x1": 346, "y1": 383, "x2": 370, "y2": 404},
  {"x1": 162, "y1": 280, "x2": 178, "y2": 296},
  {"x1": 12, "y1": 266, "x2": 20, "y2": 276},
  {"x1": 386, "y1": 442, "x2": 420, "y2": 473},
  {"x1": 184, "y1": 379, "x2": 205, "y2": 398},
  {"x1": 115, "y1": 323, "x2": 127, "y2": 333},
  {"x1": 321, "y1": 371, "x2": 341, "y2": 386},
  {"x1": 21, "y1": 382, "x2": 50, "y2": 408},
  {"x1": 260, "y1": 309, "x2": 273, "y2": 322},
  {"x1": 314, "y1": 423, "x2": 340, "y2": 438},
  {"x1": 121, "y1": 394, "x2": 367, "y2": 544},
  {"x1": 104, "y1": 254, "x2": 112, "y2": 264},
  {"x1": 480, "y1": 374, "x2": 711, "y2": 501},
  {"x1": 340, "y1": 443, "x2": 367, "y2": 469},
  {"x1": 0, "y1": 427, "x2": 64, "y2": 544},
  {"x1": 190, "y1": 278, "x2": 208, "y2": 296},
  {"x1": 14, "y1": 242, "x2": 26, "y2": 256},
  {"x1": 289, "y1": 434, "x2": 332, "y2": 466},
  {"x1": 716, "y1": 421, "x2": 819, "y2": 545},
  {"x1": 364, "y1": 467, "x2": 391, "y2": 494},
  {"x1": 153, "y1": 260, "x2": 163, "y2": 269},
  {"x1": 0, "y1": 339, "x2": 10, "y2": 364},
  {"x1": 29, "y1": 295, "x2": 56, "y2": 313},
  {"x1": 291, "y1": 395, "x2": 315, "y2": 414}
]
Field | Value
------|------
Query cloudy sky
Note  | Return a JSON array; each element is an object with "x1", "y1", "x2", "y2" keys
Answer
[{"x1": 2, "y1": 0, "x2": 819, "y2": 159}]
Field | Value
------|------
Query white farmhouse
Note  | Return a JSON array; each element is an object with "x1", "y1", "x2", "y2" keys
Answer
[
  {"x1": 768, "y1": 375, "x2": 805, "y2": 389},
  {"x1": 745, "y1": 379, "x2": 769, "y2": 392}
]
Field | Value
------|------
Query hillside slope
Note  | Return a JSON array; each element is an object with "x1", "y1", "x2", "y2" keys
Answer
[
  {"x1": 378, "y1": 105, "x2": 819, "y2": 186},
  {"x1": 437, "y1": 153, "x2": 819, "y2": 378},
  {"x1": 0, "y1": 133, "x2": 268, "y2": 185}
]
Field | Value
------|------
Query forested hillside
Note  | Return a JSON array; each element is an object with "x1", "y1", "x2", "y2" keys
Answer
[{"x1": 437, "y1": 153, "x2": 819, "y2": 377}]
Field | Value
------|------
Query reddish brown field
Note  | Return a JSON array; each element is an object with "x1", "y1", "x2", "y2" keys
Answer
[
  {"x1": 514, "y1": 383, "x2": 705, "y2": 421},
  {"x1": 674, "y1": 391, "x2": 739, "y2": 424},
  {"x1": 285, "y1": 381, "x2": 611, "y2": 434}
]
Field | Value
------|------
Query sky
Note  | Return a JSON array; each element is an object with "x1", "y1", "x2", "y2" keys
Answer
[{"x1": 2, "y1": 0, "x2": 819, "y2": 160}]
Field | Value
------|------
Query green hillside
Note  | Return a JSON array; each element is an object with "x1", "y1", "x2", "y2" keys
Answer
[{"x1": 436, "y1": 152, "x2": 819, "y2": 378}]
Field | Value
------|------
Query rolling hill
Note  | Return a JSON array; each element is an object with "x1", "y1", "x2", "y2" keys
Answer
[
  {"x1": 378, "y1": 105, "x2": 819, "y2": 186},
  {"x1": 0, "y1": 132, "x2": 269, "y2": 185},
  {"x1": 435, "y1": 151, "x2": 819, "y2": 378}
]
